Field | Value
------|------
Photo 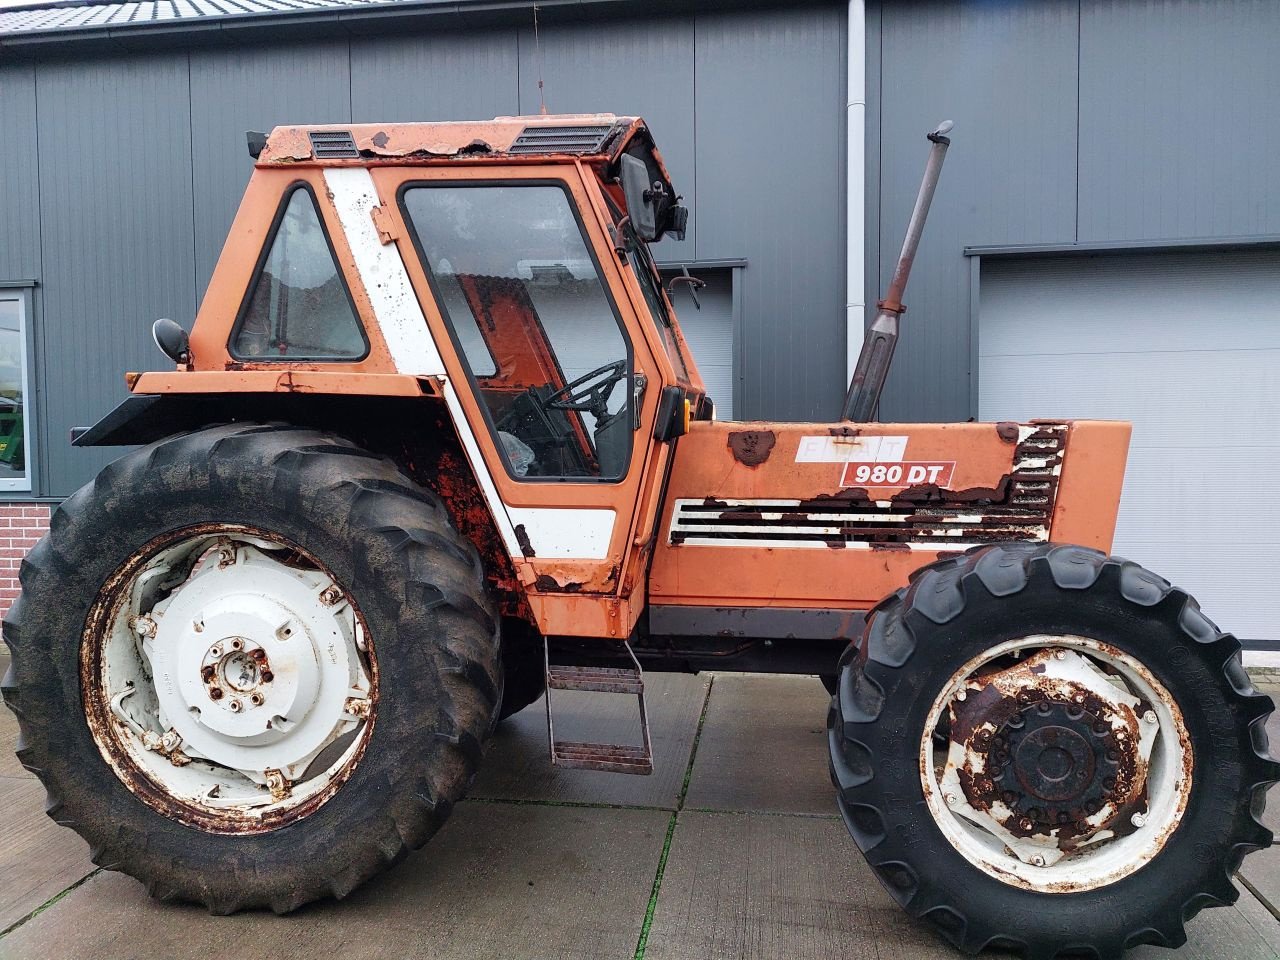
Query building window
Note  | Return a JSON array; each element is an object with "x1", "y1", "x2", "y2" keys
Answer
[{"x1": 0, "y1": 290, "x2": 33, "y2": 492}]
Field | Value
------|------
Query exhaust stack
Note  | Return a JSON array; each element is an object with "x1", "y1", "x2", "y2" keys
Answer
[{"x1": 841, "y1": 120, "x2": 953, "y2": 422}]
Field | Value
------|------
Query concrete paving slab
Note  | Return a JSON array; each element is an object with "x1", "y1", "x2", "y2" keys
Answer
[
  {"x1": 644, "y1": 810, "x2": 962, "y2": 960},
  {"x1": 0, "y1": 800, "x2": 668, "y2": 960},
  {"x1": 0, "y1": 702, "x2": 30, "y2": 779},
  {"x1": 1239, "y1": 711, "x2": 1280, "y2": 916},
  {"x1": 472, "y1": 671, "x2": 709, "y2": 810},
  {"x1": 1129, "y1": 882, "x2": 1280, "y2": 959},
  {"x1": 0, "y1": 777, "x2": 94, "y2": 934},
  {"x1": 684, "y1": 674, "x2": 833, "y2": 816}
]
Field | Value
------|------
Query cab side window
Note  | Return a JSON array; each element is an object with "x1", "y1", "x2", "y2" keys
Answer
[{"x1": 231, "y1": 184, "x2": 368, "y2": 361}]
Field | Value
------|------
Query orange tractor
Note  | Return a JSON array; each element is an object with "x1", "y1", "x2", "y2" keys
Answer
[{"x1": 3, "y1": 114, "x2": 1275, "y2": 958}]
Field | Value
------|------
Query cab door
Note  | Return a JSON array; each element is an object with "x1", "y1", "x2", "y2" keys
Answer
[{"x1": 371, "y1": 162, "x2": 680, "y2": 638}]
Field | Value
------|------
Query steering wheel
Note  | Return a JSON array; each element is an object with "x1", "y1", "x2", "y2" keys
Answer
[{"x1": 543, "y1": 360, "x2": 628, "y2": 421}]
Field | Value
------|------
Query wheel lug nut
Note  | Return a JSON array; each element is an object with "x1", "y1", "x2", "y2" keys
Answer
[
  {"x1": 944, "y1": 793, "x2": 957, "y2": 806},
  {"x1": 209, "y1": 687, "x2": 224, "y2": 700},
  {"x1": 231, "y1": 639, "x2": 242, "y2": 650},
  {"x1": 1143, "y1": 711, "x2": 1157, "y2": 725},
  {"x1": 201, "y1": 665, "x2": 215, "y2": 681},
  {"x1": 1053, "y1": 650, "x2": 1066, "y2": 661},
  {"x1": 1131, "y1": 812, "x2": 1147, "y2": 827},
  {"x1": 250, "y1": 693, "x2": 264, "y2": 707},
  {"x1": 1031, "y1": 854, "x2": 1046, "y2": 867},
  {"x1": 1019, "y1": 817, "x2": 1034, "y2": 832},
  {"x1": 251, "y1": 649, "x2": 267, "y2": 661},
  {"x1": 228, "y1": 699, "x2": 242, "y2": 713},
  {"x1": 261, "y1": 671, "x2": 274, "y2": 683}
]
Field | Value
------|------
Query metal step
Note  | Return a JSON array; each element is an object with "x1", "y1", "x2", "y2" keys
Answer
[
  {"x1": 544, "y1": 640, "x2": 653, "y2": 776},
  {"x1": 546, "y1": 664, "x2": 644, "y2": 694}
]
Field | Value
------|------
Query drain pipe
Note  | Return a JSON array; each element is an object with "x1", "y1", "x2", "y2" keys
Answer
[{"x1": 846, "y1": 0, "x2": 867, "y2": 393}]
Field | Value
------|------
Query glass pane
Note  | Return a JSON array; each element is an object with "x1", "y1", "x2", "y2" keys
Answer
[
  {"x1": 403, "y1": 184, "x2": 632, "y2": 480},
  {"x1": 0, "y1": 299, "x2": 27, "y2": 480},
  {"x1": 627, "y1": 244, "x2": 689, "y2": 382},
  {"x1": 233, "y1": 187, "x2": 367, "y2": 360}
]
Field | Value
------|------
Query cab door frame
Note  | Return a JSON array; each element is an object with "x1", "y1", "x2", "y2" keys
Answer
[{"x1": 371, "y1": 160, "x2": 683, "y2": 638}]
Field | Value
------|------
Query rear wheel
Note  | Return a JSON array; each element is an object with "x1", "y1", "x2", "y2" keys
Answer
[
  {"x1": 1, "y1": 424, "x2": 500, "y2": 912},
  {"x1": 828, "y1": 542, "x2": 1279, "y2": 959}
]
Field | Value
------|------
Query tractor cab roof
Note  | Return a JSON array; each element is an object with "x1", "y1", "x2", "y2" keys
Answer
[{"x1": 260, "y1": 113, "x2": 659, "y2": 168}]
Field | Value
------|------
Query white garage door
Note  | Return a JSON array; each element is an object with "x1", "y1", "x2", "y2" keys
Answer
[
  {"x1": 979, "y1": 249, "x2": 1280, "y2": 641},
  {"x1": 663, "y1": 267, "x2": 735, "y2": 418}
]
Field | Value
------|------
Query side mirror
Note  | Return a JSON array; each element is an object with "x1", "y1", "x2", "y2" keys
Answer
[
  {"x1": 620, "y1": 153, "x2": 659, "y2": 242},
  {"x1": 152, "y1": 318, "x2": 191, "y2": 365}
]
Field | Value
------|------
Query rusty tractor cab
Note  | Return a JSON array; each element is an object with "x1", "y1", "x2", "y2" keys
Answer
[{"x1": 4, "y1": 114, "x2": 1276, "y2": 957}]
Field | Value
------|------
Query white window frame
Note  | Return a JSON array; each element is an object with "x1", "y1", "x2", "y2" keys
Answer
[{"x1": 0, "y1": 288, "x2": 34, "y2": 493}]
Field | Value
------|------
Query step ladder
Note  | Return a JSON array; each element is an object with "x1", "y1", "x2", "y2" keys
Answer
[{"x1": 544, "y1": 640, "x2": 653, "y2": 775}]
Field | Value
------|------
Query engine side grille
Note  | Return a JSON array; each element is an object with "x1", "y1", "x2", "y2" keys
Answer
[
  {"x1": 507, "y1": 124, "x2": 615, "y2": 155},
  {"x1": 669, "y1": 425, "x2": 1067, "y2": 550},
  {"x1": 308, "y1": 130, "x2": 359, "y2": 159}
]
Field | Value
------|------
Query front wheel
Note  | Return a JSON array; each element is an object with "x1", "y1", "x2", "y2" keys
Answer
[
  {"x1": 828, "y1": 542, "x2": 1279, "y2": 959},
  {"x1": 2, "y1": 424, "x2": 500, "y2": 913}
]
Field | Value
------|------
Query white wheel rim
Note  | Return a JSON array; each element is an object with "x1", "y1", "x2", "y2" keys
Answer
[
  {"x1": 919, "y1": 634, "x2": 1192, "y2": 893},
  {"x1": 83, "y1": 526, "x2": 377, "y2": 834}
]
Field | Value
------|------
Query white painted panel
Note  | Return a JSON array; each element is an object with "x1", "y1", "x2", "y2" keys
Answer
[
  {"x1": 506, "y1": 507, "x2": 615, "y2": 560},
  {"x1": 979, "y1": 249, "x2": 1280, "y2": 640},
  {"x1": 322, "y1": 168, "x2": 445, "y2": 376}
]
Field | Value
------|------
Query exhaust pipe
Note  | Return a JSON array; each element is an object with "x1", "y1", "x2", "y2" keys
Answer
[{"x1": 841, "y1": 120, "x2": 953, "y2": 422}]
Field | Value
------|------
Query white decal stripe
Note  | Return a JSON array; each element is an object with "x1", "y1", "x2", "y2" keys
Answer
[
  {"x1": 795, "y1": 434, "x2": 910, "y2": 463},
  {"x1": 506, "y1": 508, "x2": 615, "y2": 560},
  {"x1": 440, "y1": 379, "x2": 524, "y2": 557},
  {"x1": 322, "y1": 167, "x2": 445, "y2": 376}
]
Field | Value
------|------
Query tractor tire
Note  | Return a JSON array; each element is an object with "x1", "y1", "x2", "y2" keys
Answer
[
  {"x1": 828, "y1": 542, "x2": 1279, "y2": 960},
  {"x1": 1, "y1": 423, "x2": 500, "y2": 913}
]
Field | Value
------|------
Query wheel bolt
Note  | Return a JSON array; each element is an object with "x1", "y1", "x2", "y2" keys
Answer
[
  {"x1": 1031, "y1": 855, "x2": 1046, "y2": 867},
  {"x1": 1131, "y1": 812, "x2": 1147, "y2": 828},
  {"x1": 251, "y1": 649, "x2": 267, "y2": 662},
  {"x1": 228, "y1": 699, "x2": 242, "y2": 713},
  {"x1": 1053, "y1": 650, "x2": 1066, "y2": 661},
  {"x1": 250, "y1": 693, "x2": 264, "y2": 707},
  {"x1": 1144, "y1": 711, "x2": 1157, "y2": 725},
  {"x1": 261, "y1": 670, "x2": 274, "y2": 683},
  {"x1": 209, "y1": 687, "x2": 224, "y2": 700},
  {"x1": 1019, "y1": 817, "x2": 1034, "y2": 832},
  {"x1": 231, "y1": 639, "x2": 242, "y2": 650},
  {"x1": 201, "y1": 665, "x2": 215, "y2": 681},
  {"x1": 945, "y1": 793, "x2": 957, "y2": 806}
]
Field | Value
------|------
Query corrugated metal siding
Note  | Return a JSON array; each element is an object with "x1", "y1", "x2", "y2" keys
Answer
[
  {"x1": 513, "y1": 15, "x2": 696, "y2": 258},
  {"x1": 350, "y1": 30, "x2": 519, "y2": 124},
  {"x1": 0, "y1": 64, "x2": 41, "y2": 282},
  {"x1": 190, "y1": 41, "x2": 352, "y2": 294},
  {"x1": 873, "y1": 0, "x2": 1079, "y2": 423},
  {"x1": 695, "y1": 5, "x2": 846, "y2": 421},
  {"x1": 1077, "y1": 0, "x2": 1280, "y2": 242},
  {"x1": 35, "y1": 54, "x2": 196, "y2": 496}
]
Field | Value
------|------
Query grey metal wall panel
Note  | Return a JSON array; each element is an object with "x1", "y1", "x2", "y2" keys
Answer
[
  {"x1": 350, "y1": 30, "x2": 519, "y2": 125},
  {"x1": 515, "y1": 16, "x2": 696, "y2": 257},
  {"x1": 694, "y1": 5, "x2": 846, "y2": 421},
  {"x1": 35, "y1": 54, "x2": 196, "y2": 497},
  {"x1": 190, "y1": 42, "x2": 352, "y2": 295},
  {"x1": 875, "y1": 0, "x2": 1079, "y2": 423},
  {"x1": 1078, "y1": 0, "x2": 1280, "y2": 242},
  {"x1": 0, "y1": 64, "x2": 41, "y2": 282}
]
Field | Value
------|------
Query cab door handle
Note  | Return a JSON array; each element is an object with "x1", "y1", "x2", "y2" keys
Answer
[{"x1": 632, "y1": 373, "x2": 647, "y2": 430}]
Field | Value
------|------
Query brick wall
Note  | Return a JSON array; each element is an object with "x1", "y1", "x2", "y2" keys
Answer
[{"x1": 0, "y1": 504, "x2": 51, "y2": 619}]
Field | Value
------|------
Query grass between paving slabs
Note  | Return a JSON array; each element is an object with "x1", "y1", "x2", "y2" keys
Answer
[
  {"x1": 632, "y1": 676, "x2": 715, "y2": 960},
  {"x1": 0, "y1": 868, "x2": 102, "y2": 940}
]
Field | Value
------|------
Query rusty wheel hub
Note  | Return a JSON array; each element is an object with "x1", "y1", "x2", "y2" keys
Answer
[
  {"x1": 91, "y1": 531, "x2": 377, "y2": 832},
  {"x1": 921, "y1": 636, "x2": 1192, "y2": 892},
  {"x1": 970, "y1": 695, "x2": 1138, "y2": 842}
]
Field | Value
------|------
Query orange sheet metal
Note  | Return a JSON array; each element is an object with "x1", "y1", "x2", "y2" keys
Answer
[
  {"x1": 129, "y1": 370, "x2": 437, "y2": 397},
  {"x1": 262, "y1": 115, "x2": 640, "y2": 164},
  {"x1": 647, "y1": 419, "x2": 1130, "y2": 610}
]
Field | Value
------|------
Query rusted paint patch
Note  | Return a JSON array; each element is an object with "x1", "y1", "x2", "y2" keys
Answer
[
  {"x1": 828, "y1": 425, "x2": 860, "y2": 439},
  {"x1": 892, "y1": 476, "x2": 1010, "y2": 505},
  {"x1": 995, "y1": 421, "x2": 1020, "y2": 443},
  {"x1": 514, "y1": 524, "x2": 536, "y2": 558},
  {"x1": 727, "y1": 430, "x2": 776, "y2": 467},
  {"x1": 534, "y1": 574, "x2": 584, "y2": 593}
]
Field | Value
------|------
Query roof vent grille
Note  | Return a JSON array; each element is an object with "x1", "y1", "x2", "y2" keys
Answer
[
  {"x1": 508, "y1": 124, "x2": 614, "y2": 155},
  {"x1": 309, "y1": 130, "x2": 359, "y2": 159}
]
